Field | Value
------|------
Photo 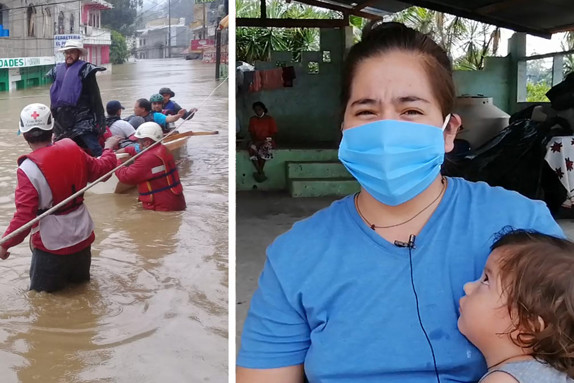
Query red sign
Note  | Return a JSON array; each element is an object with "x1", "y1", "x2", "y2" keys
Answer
[{"x1": 190, "y1": 39, "x2": 215, "y2": 51}]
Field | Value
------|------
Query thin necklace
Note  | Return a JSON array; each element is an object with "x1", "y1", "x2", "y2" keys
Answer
[{"x1": 355, "y1": 177, "x2": 447, "y2": 230}]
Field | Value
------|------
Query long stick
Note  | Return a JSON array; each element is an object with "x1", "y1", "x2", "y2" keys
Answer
[
  {"x1": 163, "y1": 130, "x2": 219, "y2": 142},
  {"x1": 0, "y1": 78, "x2": 228, "y2": 246}
]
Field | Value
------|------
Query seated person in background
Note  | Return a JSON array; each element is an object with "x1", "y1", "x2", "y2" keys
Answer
[
  {"x1": 115, "y1": 122, "x2": 186, "y2": 212},
  {"x1": 106, "y1": 100, "x2": 135, "y2": 139},
  {"x1": 159, "y1": 87, "x2": 197, "y2": 119},
  {"x1": 248, "y1": 101, "x2": 278, "y2": 182}
]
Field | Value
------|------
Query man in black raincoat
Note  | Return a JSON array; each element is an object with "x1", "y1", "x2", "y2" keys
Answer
[{"x1": 47, "y1": 40, "x2": 106, "y2": 156}]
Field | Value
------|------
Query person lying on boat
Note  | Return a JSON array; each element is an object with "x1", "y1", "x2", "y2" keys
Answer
[
  {"x1": 126, "y1": 98, "x2": 184, "y2": 134},
  {"x1": 106, "y1": 100, "x2": 135, "y2": 139},
  {"x1": 158, "y1": 87, "x2": 198, "y2": 120},
  {"x1": 101, "y1": 100, "x2": 137, "y2": 150},
  {"x1": 115, "y1": 122, "x2": 186, "y2": 212}
]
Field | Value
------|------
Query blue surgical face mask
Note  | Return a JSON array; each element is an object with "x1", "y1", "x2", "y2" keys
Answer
[{"x1": 338, "y1": 116, "x2": 450, "y2": 206}]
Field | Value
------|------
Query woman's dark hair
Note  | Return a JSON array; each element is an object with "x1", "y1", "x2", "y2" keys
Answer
[
  {"x1": 342, "y1": 21, "x2": 455, "y2": 118},
  {"x1": 491, "y1": 229, "x2": 574, "y2": 378},
  {"x1": 252, "y1": 101, "x2": 268, "y2": 114},
  {"x1": 137, "y1": 98, "x2": 152, "y2": 112},
  {"x1": 23, "y1": 128, "x2": 53, "y2": 144}
]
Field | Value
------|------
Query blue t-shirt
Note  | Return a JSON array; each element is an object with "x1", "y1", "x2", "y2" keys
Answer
[
  {"x1": 152, "y1": 112, "x2": 167, "y2": 128},
  {"x1": 238, "y1": 178, "x2": 563, "y2": 383}
]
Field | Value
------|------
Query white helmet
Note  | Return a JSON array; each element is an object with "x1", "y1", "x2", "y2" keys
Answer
[
  {"x1": 134, "y1": 122, "x2": 163, "y2": 142},
  {"x1": 19, "y1": 103, "x2": 53, "y2": 133}
]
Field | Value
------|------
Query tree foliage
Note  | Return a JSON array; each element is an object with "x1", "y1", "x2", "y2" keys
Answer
[
  {"x1": 236, "y1": 0, "x2": 337, "y2": 63},
  {"x1": 526, "y1": 82, "x2": 550, "y2": 102},
  {"x1": 562, "y1": 32, "x2": 574, "y2": 76},
  {"x1": 110, "y1": 30, "x2": 129, "y2": 64},
  {"x1": 237, "y1": 2, "x2": 501, "y2": 70},
  {"x1": 102, "y1": 0, "x2": 143, "y2": 36},
  {"x1": 391, "y1": 7, "x2": 500, "y2": 70}
]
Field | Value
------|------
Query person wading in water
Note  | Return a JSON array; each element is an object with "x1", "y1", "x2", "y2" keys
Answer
[{"x1": 0, "y1": 103, "x2": 120, "y2": 292}]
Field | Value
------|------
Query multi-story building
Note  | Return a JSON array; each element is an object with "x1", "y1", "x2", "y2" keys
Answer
[
  {"x1": 0, "y1": 0, "x2": 111, "y2": 91},
  {"x1": 135, "y1": 18, "x2": 190, "y2": 59},
  {"x1": 79, "y1": 0, "x2": 112, "y2": 69}
]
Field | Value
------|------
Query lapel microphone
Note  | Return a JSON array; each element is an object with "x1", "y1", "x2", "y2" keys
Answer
[{"x1": 394, "y1": 234, "x2": 416, "y2": 249}]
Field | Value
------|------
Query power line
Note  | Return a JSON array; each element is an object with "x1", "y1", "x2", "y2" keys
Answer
[{"x1": 0, "y1": 0, "x2": 83, "y2": 12}]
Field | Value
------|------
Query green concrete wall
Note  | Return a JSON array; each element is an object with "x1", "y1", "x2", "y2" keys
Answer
[
  {"x1": 454, "y1": 56, "x2": 511, "y2": 113},
  {"x1": 0, "y1": 69, "x2": 8, "y2": 92},
  {"x1": 16, "y1": 65, "x2": 53, "y2": 90},
  {"x1": 237, "y1": 148, "x2": 340, "y2": 191},
  {"x1": 237, "y1": 29, "x2": 515, "y2": 154},
  {"x1": 236, "y1": 29, "x2": 524, "y2": 191},
  {"x1": 237, "y1": 28, "x2": 347, "y2": 148}
]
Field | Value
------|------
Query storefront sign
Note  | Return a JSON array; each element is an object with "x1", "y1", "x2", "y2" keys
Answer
[
  {"x1": 191, "y1": 39, "x2": 215, "y2": 51},
  {"x1": 54, "y1": 34, "x2": 83, "y2": 63},
  {"x1": 0, "y1": 57, "x2": 55, "y2": 69}
]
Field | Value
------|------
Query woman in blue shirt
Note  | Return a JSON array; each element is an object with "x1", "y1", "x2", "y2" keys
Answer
[{"x1": 237, "y1": 22, "x2": 563, "y2": 383}]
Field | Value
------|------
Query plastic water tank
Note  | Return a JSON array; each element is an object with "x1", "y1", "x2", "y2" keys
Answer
[{"x1": 454, "y1": 95, "x2": 510, "y2": 150}]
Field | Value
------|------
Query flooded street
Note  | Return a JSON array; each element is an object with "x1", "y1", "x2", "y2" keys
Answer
[{"x1": 0, "y1": 59, "x2": 228, "y2": 382}]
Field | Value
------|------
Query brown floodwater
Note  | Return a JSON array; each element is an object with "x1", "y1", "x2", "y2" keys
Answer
[{"x1": 0, "y1": 59, "x2": 229, "y2": 382}]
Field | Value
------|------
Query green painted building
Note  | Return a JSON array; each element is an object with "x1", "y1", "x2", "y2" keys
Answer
[
  {"x1": 0, "y1": 57, "x2": 55, "y2": 91},
  {"x1": 237, "y1": 29, "x2": 550, "y2": 197}
]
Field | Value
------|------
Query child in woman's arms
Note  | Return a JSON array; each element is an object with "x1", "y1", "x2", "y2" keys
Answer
[{"x1": 458, "y1": 229, "x2": 574, "y2": 382}]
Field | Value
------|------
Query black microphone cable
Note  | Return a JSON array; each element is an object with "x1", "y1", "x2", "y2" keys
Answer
[{"x1": 406, "y1": 236, "x2": 441, "y2": 383}]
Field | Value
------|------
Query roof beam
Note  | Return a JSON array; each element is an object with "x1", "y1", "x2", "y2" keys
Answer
[
  {"x1": 295, "y1": 0, "x2": 381, "y2": 19},
  {"x1": 549, "y1": 22, "x2": 574, "y2": 33},
  {"x1": 383, "y1": 0, "x2": 552, "y2": 38},
  {"x1": 473, "y1": 0, "x2": 530, "y2": 15},
  {"x1": 354, "y1": 0, "x2": 380, "y2": 11},
  {"x1": 236, "y1": 17, "x2": 349, "y2": 28}
]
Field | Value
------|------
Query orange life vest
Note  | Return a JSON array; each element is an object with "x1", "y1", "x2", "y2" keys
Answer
[{"x1": 137, "y1": 145, "x2": 183, "y2": 204}]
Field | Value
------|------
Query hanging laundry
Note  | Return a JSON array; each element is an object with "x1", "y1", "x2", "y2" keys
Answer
[
  {"x1": 249, "y1": 71, "x2": 262, "y2": 92},
  {"x1": 282, "y1": 66, "x2": 296, "y2": 87},
  {"x1": 243, "y1": 71, "x2": 255, "y2": 92},
  {"x1": 261, "y1": 68, "x2": 284, "y2": 91}
]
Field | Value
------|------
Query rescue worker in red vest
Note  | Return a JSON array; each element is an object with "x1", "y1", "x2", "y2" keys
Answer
[
  {"x1": 115, "y1": 122, "x2": 186, "y2": 211},
  {"x1": 0, "y1": 103, "x2": 121, "y2": 292}
]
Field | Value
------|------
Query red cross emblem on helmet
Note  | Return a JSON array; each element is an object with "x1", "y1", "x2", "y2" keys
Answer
[{"x1": 31, "y1": 111, "x2": 40, "y2": 119}]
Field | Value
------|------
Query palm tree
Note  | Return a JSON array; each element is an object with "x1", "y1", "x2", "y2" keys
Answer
[
  {"x1": 236, "y1": 0, "x2": 337, "y2": 63},
  {"x1": 391, "y1": 6, "x2": 499, "y2": 70},
  {"x1": 455, "y1": 21, "x2": 500, "y2": 70},
  {"x1": 562, "y1": 31, "x2": 574, "y2": 75}
]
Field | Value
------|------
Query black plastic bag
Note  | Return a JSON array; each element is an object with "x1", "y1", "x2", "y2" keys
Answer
[{"x1": 443, "y1": 117, "x2": 572, "y2": 213}]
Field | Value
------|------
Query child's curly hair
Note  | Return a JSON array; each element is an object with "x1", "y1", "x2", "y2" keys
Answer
[{"x1": 492, "y1": 229, "x2": 574, "y2": 378}]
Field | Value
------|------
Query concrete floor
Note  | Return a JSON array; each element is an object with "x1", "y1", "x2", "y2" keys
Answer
[
  {"x1": 236, "y1": 191, "x2": 339, "y2": 349},
  {"x1": 235, "y1": 191, "x2": 574, "y2": 351}
]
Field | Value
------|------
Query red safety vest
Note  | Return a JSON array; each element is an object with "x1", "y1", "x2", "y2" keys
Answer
[
  {"x1": 137, "y1": 145, "x2": 183, "y2": 204},
  {"x1": 18, "y1": 138, "x2": 87, "y2": 215}
]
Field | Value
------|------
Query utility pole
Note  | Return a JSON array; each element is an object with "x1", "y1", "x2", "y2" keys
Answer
[
  {"x1": 215, "y1": 20, "x2": 221, "y2": 79},
  {"x1": 168, "y1": 0, "x2": 171, "y2": 58},
  {"x1": 203, "y1": 3, "x2": 207, "y2": 39}
]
